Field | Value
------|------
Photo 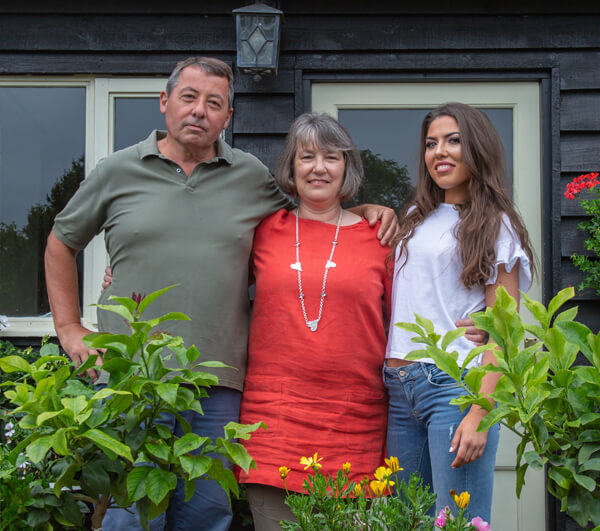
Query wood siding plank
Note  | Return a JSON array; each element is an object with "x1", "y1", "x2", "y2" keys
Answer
[
  {"x1": 560, "y1": 218, "x2": 593, "y2": 256},
  {"x1": 0, "y1": 15, "x2": 235, "y2": 52},
  {"x1": 3, "y1": 0, "x2": 600, "y2": 15},
  {"x1": 232, "y1": 95, "x2": 294, "y2": 134},
  {"x1": 560, "y1": 134, "x2": 600, "y2": 172},
  {"x1": 1, "y1": 15, "x2": 598, "y2": 52},
  {"x1": 233, "y1": 134, "x2": 287, "y2": 172},
  {"x1": 561, "y1": 92, "x2": 600, "y2": 131},
  {"x1": 559, "y1": 51, "x2": 600, "y2": 91}
]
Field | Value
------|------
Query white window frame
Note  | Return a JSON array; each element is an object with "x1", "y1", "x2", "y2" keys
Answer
[{"x1": 0, "y1": 77, "x2": 167, "y2": 337}]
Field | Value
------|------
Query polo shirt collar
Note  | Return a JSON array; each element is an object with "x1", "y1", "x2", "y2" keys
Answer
[{"x1": 139, "y1": 130, "x2": 233, "y2": 165}]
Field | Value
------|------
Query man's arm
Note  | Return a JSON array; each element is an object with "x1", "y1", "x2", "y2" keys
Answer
[
  {"x1": 45, "y1": 230, "x2": 101, "y2": 381},
  {"x1": 348, "y1": 204, "x2": 399, "y2": 246}
]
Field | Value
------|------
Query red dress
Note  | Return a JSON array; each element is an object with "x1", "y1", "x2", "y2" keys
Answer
[{"x1": 238, "y1": 209, "x2": 391, "y2": 492}]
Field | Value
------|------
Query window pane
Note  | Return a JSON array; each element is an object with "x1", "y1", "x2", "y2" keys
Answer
[
  {"x1": 114, "y1": 97, "x2": 165, "y2": 152},
  {"x1": 339, "y1": 108, "x2": 513, "y2": 210},
  {"x1": 0, "y1": 87, "x2": 85, "y2": 316}
]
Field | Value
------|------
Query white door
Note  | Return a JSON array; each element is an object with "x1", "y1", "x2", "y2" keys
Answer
[{"x1": 312, "y1": 82, "x2": 544, "y2": 531}]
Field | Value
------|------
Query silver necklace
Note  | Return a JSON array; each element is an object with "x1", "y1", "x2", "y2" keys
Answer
[{"x1": 290, "y1": 208, "x2": 342, "y2": 332}]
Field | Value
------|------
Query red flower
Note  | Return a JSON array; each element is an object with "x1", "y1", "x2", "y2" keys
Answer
[
  {"x1": 564, "y1": 172, "x2": 599, "y2": 200},
  {"x1": 131, "y1": 292, "x2": 146, "y2": 304}
]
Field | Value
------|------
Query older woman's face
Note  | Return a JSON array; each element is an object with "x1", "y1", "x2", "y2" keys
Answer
[{"x1": 293, "y1": 142, "x2": 345, "y2": 207}]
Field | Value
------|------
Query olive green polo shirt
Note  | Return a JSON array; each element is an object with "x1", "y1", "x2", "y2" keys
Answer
[{"x1": 53, "y1": 131, "x2": 290, "y2": 390}]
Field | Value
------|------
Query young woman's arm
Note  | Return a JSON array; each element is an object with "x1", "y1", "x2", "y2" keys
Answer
[{"x1": 449, "y1": 262, "x2": 520, "y2": 468}]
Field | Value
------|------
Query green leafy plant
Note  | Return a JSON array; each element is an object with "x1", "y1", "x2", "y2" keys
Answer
[
  {"x1": 397, "y1": 286, "x2": 600, "y2": 528},
  {"x1": 0, "y1": 339, "x2": 88, "y2": 529},
  {"x1": 0, "y1": 286, "x2": 264, "y2": 530},
  {"x1": 564, "y1": 171, "x2": 600, "y2": 295},
  {"x1": 280, "y1": 453, "x2": 436, "y2": 530}
]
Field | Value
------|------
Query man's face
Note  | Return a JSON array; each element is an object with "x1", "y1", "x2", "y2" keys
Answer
[{"x1": 160, "y1": 66, "x2": 233, "y2": 159}]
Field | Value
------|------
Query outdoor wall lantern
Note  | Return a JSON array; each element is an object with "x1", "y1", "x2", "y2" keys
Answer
[{"x1": 232, "y1": 2, "x2": 283, "y2": 81}]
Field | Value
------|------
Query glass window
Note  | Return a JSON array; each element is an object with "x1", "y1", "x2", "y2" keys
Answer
[
  {"x1": 114, "y1": 97, "x2": 165, "y2": 151},
  {"x1": 0, "y1": 86, "x2": 86, "y2": 316},
  {"x1": 339, "y1": 108, "x2": 513, "y2": 210}
]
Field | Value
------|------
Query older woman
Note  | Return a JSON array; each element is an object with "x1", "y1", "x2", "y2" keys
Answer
[{"x1": 237, "y1": 113, "x2": 392, "y2": 529}]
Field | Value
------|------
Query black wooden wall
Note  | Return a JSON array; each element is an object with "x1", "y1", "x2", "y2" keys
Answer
[{"x1": 0, "y1": 0, "x2": 597, "y2": 331}]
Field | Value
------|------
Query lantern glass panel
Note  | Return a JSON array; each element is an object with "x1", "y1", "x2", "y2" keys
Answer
[{"x1": 258, "y1": 41, "x2": 274, "y2": 64}]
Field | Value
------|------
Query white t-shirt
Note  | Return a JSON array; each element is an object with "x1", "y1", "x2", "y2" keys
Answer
[{"x1": 386, "y1": 203, "x2": 532, "y2": 368}]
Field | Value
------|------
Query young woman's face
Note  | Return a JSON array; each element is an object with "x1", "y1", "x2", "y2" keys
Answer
[{"x1": 424, "y1": 116, "x2": 471, "y2": 204}]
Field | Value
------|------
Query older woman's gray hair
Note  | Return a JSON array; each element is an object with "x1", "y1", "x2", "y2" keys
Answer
[{"x1": 274, "y1": 113, "x2": 363, "y2": 201}]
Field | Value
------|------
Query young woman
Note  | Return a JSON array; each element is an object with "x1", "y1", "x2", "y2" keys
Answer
[{"x1": 384, "y1": 103, "x2": 534, "y2": 522}]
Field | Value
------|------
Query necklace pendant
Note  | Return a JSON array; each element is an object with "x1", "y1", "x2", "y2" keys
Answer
[
  {"x1": 290, "y1": 261, "x2": 302, "y2": 271},
  {"x1": 306, "y1": 320, "x2": 319, "y2": 332}
]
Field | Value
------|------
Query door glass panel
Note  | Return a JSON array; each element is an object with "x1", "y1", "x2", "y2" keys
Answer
[
  {"x1": 0, "y1": 86, "x2": 85, "y2": 316},
  {"x1": 339, "y1": 107, "x2": 513, "y2": 210},
  {"x1": 113, "y1": 97, "x2": 165, "y2": 152}
]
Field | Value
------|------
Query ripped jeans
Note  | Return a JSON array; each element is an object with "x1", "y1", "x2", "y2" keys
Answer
[{"x1": 383, "y1": 362, "x2": 500, "y2": 522}]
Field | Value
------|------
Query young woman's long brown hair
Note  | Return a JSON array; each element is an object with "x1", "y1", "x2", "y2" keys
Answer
[{"x1": 392, "y1": 102, "x2": 535, "y2": 288}]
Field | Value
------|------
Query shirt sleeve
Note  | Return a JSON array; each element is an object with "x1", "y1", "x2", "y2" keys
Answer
[
  {"x1": 263, "y1": 172, "x2": 296, "y2": 213},
  {"x1": 487, "y1": 215, "x2": 532, "y2": 293},
  {"x1": 52, "y1": 162, "x2": 108, "y2": 250}
]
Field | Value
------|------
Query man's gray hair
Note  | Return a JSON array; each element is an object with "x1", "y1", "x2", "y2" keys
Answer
[
  {"x1": 166, "y1": 57, "x2": 234, "y2": 108},
  {"x1": 274, "y1": 113, "x2": 364, "y2": 201}
]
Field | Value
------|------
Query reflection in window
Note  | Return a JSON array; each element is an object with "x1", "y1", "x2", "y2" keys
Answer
[
  {"x1": 339, "y1": 107, "x2": 513, "y2": 211},
  {"x1": 344, "y1": 149, "x2": 414, "y2": 212},
  {"x1": 0, "y1": 87, "x2": 85, "y2": 316},
  {"x1": 114, "y1": 97, "x2": 165, "y2": 152}
]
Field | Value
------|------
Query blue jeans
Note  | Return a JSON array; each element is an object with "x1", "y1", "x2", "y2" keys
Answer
[
  {"x1": 102, "y1": 386, "x2": 242, "y2": 531},
  {"x1": 383, "y1": 362, "x2": 500, "y2": 522}
]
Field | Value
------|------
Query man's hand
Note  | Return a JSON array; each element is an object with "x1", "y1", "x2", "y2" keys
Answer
[
  {"x1": 102, "y1": 266, "x2": 113, "y2": 291},
  {"x1": 350, "y1": 204, "x2": 399, "y2": 246},
  {"x1": 455, "y1": 317, "x2": 488, "y2": 345},
  {"x1": 57, "y1": 322, "x2": 103, "y2": 382},
  {"x1": 449, "y1": 407, "x2": 489, "y2": 468},
  {"x1": 45, "y1": 231, "x2": 102, "y2": 382}
]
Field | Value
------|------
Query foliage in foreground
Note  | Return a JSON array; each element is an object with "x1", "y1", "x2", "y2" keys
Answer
[
  {"x1": 0, "y1": 286, "x2": 264, "y2": 529},
  {"x1": 280, "y1": 453, "x2": 489, "y2": 530},
  {"x1": 398, "y1": 286, "x2": 600, "y2": 528}
]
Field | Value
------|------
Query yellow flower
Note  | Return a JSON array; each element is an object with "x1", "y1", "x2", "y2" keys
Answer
[
  {"x1": 369, "y1": 480, "x2": 387, "y2": 496},
  {"x1": 300, "y1": 452, "x2": 323, "y2": 471},
  {"x1": 353, "y1": 483, "x2": 363, "y2": 497},
  {"x1": 279, "y1": 466, "x2": 290, "y2": 480},
  {"x1": 342, "y1": 462, "x2": 351, "y2": 475},
  {"x1": 384, "y1": 456, "x2": 402, "y2": 473},
  {"x1": 452, "y1": 490, "x2": 470, "y2": 509},
  {"x1": 374, "y1": 466, "x2": 394, "y2": 486}
]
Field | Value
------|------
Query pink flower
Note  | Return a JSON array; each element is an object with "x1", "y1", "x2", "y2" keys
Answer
[
  {"x1": 471, "y1": 516, "x2": 491, "y2": 531},
  {"x1": 435, "y1": 507, "x2": 449, "y2": 528}
]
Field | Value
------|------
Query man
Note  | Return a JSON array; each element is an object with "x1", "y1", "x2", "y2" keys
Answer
[{"x1": 45, "y1": 57, "x2": 397, "y2": 530}]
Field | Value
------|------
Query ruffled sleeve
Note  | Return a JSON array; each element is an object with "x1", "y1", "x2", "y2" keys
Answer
[{"x1": 486, "y1": 214, "x2": 532, "y2": 293}]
